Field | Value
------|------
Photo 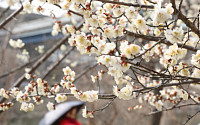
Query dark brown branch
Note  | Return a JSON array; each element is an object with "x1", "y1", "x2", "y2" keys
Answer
[
  {"x1": 94, "y1": 0, "x2": 154, "y2": 9},
  {"x1": 0, "y1": 7, "x2": 10, "y2": 19},
  {"x1": 182, "y1": 110, "x2": 200, "y2": 125},
  {"x1": 94, "y1": 96, "x2": 116, "y2": 112},
  {"x1": 170, "y1": 0, "x2": 200, "y2": 37},
  {"x1": 148, "y1": 103, "x2": 200, "y2": 115},
  {"x1": 68, "y1": 10, "x2": 83, "y2": 17},
  {"x1": 126, "y1": 31, "x2": 198, "y2": 52},
  {"x1": 0, "y1": 5, "x2": 23, "y2": 29}
]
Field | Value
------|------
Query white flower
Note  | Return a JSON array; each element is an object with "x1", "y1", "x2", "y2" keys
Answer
[
  {"x1": 103, "y1": 3, "x2": 112, "y2": 10},
  {"x1": 51, "y1": 85, "x2": 60, "y2": 93},
  {"x1": 152, "y1": 3, "x2": 173, "y2": 24},
  {"x1": 60, "y1": 44, "x2": 67, "y2": 51},
  {"x1": 25, "y1": 73, "x2": 31, "y2": 80},
  {"x1": 152, "y1": 8, "x2": 171, "y2": 24},
  {"x1": 89, "y1": 27, "x2": 101, "y2": 35},
  {"x1": 154, "y1": 28, "x2": 161, "y2": 36},
  {"x1": 7, "y1": 0, "x2": 14, "y2": 6},
  {"x1": 53, "y1": 22, "x2": 61, "y2": 32},
  {"x1": 35, "y1": 45, "x2": 44, "y2": 54},
  {"x1": 47, "y1": 102, "x2": 55, "y2": 111},
  {"x1": 191, "y1": 68, "x2": 200, "y2": 78},
  {"x1": 155, "y1": 100, "x2": 163, "y2": 111},
  {"x1": 51, "y1": 30, "x2": 58, "y2": 36},
  {"x1": 191, "y1": 50, "x2": 200, "y2": 68},
  {"x1": 55, "y1": 94, "x2": 67, "y2": 103},
  {"x1": 134, "y1": 14, "x2": 147, "y2": 31},
  {"x1": 113, "y1": 6, "x2": 124, "y2": 17},
  {"x1": 61, "y1": 1, "x2": 71, "y2": 10},
  {"x1": 113, "y1": 25, "x2": 124, "y2": 38},
  {"x1": 60, "y1": 80, "x2": 72, "y2": 89},
  {"x1": 63, "y1": 66, "x2": 72, "y2": 75},
  {"x1": 165, "y1": 27, "x2": 184, "y2": 44},
  {"x1": 16, "y1": 39, "x2": 25, "y2": 48},
  {"x1": 161, "y1": 43, "x2": 187, "y2": 67},
  {"x1": 125, "y1": 6, "x2": 137, "y2": 19},
  {"x1": 102, "y1": 42, "x2": 116, "y2": 54},
  {"x1": 23, "y1": 1, "x2": 33, "y2": 13},
  {"x1": 120, "y1": 41, "x2": 141, "y2": 58},
  {"x1": 89, "y1": 15, "x2": 99, "y2": 27},
  {"x1": 0, "y1": 88, "x2": 5, "y2": 96},
  {"x1": 9, "y1": 39, "x2": 25, "y2": 48},
  {"x1": 114, "y1": 85, "x2": 135, "y2": 100},
  {"x1": 82, "y1": 106, "x2": 94, "y2": 118},
  {"x1": 91, "y1": 75, "x2": 97, "y2": 83},
  {"x1": 166, "y1": 3, "x2": 174, "y2": 15},
  {"x1": 11, "y1": 87, "x2": 20, "y2": 97},
  {"x1": 20, "y1": 102, "x2": 34, "y2": 112},
  {"x1": 65, "y1": 24, "x2": 75, "y2": 34},
  {"x1": 80, "y1": 90, "x2": 98, "y2": 102},
  {"x1": 36, "y1": 78, "x2": 42, "y2": 88},
  {"x1": 9, "y1": 39, "x2": 17, "y2": 48},
  {"x1": 103, "y1": 25, "x2": 114, "y2": 38}
]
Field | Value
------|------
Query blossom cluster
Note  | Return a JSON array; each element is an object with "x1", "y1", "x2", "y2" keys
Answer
[
  {"x1": 9, "y1": 39, "x2": 25, "y2": 48},
  {"x1": 2, "y1": 0, "x2": 200, "y2": 120}
]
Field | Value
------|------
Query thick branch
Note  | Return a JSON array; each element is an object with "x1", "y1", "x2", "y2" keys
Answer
[
  {"x1": 94, "y1": 0, "x2": 154, "y2": 9},
  {"x1": 170, "y1": 0, "x2": 200, "y2": 37},
  {"x1": 126, "y1": 31, "x2": 198, "y2": 52},
  {"x1": 0, "y1": 6, "x2": 23, "y2": 29}
]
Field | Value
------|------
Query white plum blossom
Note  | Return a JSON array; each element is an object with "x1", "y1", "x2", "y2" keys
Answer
[
  {"x1": 89, "y1": 15, "x2": 99, "y2": 27},
  {"x1": 63, "y1": 66, "x2": 72, "y2": 75},
  {"x1": 79, "y1": 90, "x2": 98, "y2": 102},
  {"x1": 113, "y1": 6, "x2": 124, "y2": 17},
  {"x1": 191, "y1": 50, "x2": 200, "y2": 68},
  {"x1": 20, "y1": 102, "x2": 34, "y2": 112},
  {"x1": 101, "y1": 42, "x2": 116, "y2": 54},
  {"x1": 9, "y1": 39, "x2": 25, "y2": 48},
  {"x1": 152, "y1": 4, "x2": 173, "y2": 24},
  {"x1": 55, "y1": 94, "x2": 67, "y2": 103},
  {"x1": 165, "y1": 27, "x2": 184, "y2": 44},
  {"x1": 35, "y1": 45, "x2": 44, "y2": 54},
  {"x1": 191, "y1": 68, "x2": 200, "y2": 78},
  {"x1": 125, "y1": 6, "x2": 137, "y2": 19},
  {"x1": 113, "y1": 85, "x2": 136, "y2": 100},
  {"x1": 155, "y1": 100, "x2": 163, "y2": 111},
  {"x1": 161, "y1": 43, "x2": 187, "y2": 67},
  {"x1": 120, "y1": 40, "x2": 141, "y2": 58},
  {"x1": 60, "y1": 80, "x2": 72, "y2": 89},
  {"x1": 134, "y1": 14, "x2": 147, "y2": 32},
  {"x1": 82, "y1": 106, "x2": 94, "y2": 118},
  {"x1": 23, "y1": 1, "x2": 33, "y2": 13},
  {"x1": 25, "y1": 73, "x2": 31, "y2": 80},
  {"x1": 47, "y1": 102, "x2": 55, "y2": 111},
  {"x1": 103, "y1": 25, "x2": 114, "y2": 38}
]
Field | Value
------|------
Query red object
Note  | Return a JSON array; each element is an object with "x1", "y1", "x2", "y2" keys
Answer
[{"x1": 59, "y1": 117, "x2": 82, "y2": 125}]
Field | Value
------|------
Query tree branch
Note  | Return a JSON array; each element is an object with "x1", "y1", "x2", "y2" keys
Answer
[
  {"x1": 0, "y1": 5, "x2": 23, "y2": 29},
  {"x1": 170, "y1": 0, "x2": 200, "y2": 37},
  {"x1": 94, "y1": 0, "x2": 154, "y2": 9}
]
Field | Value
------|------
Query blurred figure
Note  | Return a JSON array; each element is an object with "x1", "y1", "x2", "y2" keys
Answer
[
  {"x1": 57, "y1": 107, "x2": 81, "y2": 125},
  {"x1": 39, "y1": 101, "x2": 84, "y2": 125}
]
